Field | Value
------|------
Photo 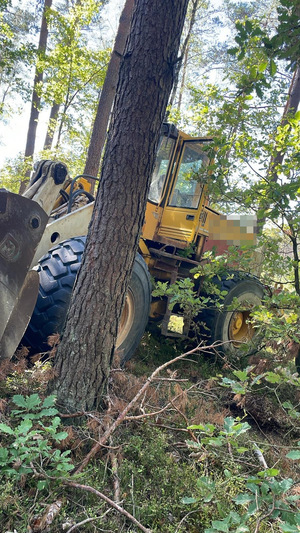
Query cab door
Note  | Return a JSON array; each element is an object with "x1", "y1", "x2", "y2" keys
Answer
[{"x1": 157, "y1": 139, "x2": 210, "y2": 245}]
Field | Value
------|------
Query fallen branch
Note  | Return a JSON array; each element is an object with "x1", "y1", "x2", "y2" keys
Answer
[
  {"x1": 65, "y1": 509, "x2": 111, "y2": 533},
  {"x1": 66, "y1": 481, "x2": 151, "y2": 533},
  {"x1": 74, "y1": 344, "x2": 206, "y2": 473}
]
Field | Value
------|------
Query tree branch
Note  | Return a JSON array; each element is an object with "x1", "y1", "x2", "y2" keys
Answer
[{"x1": 66, "y1": 481, "x2": 151, "y2": 533}]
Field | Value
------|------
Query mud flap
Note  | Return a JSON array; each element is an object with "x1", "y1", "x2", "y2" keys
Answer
[{"x1": 0, "y1": 190, "x2": 48, "y2": 360}]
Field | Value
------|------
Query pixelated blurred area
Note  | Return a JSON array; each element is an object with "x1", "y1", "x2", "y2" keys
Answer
[{"x1": 204, "y1": 213, "x2": 257, "y2": 255}]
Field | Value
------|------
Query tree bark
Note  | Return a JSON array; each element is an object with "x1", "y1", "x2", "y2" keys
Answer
[
  {"x1": 268, "y1": 65, "x2": 300, "y2": 178},
  {"x1": 19, "y1": 0, "x2": 52, "y2": 193},
  {"x1": 49, "y1": 0, "x2": 189, "y2": 413},
  {"x1": 43, "y1": 102, "x2": 60, "y2": 150},
  {"x1": 83, "y1": 0, "x2": 135, "y2": 185}
]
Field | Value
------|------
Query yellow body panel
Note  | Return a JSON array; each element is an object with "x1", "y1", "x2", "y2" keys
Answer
[{"x1": 142, "y1": 202, "x2": 163, "y2": 241}]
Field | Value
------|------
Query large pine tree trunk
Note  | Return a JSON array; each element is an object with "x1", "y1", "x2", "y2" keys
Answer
[
  {"x1": 19, "y1": 0, "x2": 52, "y2": 193},
  {"x1": 49, "y1": 0, "x2": 189, "y2": 413},
  {"x1": 83, "y1": 0, "x2": 135, "y2": 185}
]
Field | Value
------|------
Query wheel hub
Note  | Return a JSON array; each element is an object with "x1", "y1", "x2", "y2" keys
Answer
[
  {"x1": 228, "y1": 310, "x2": 254, "y2": 344},
  {"x1": 116, "y1": 289, "x2": 135, "y2": 349}
]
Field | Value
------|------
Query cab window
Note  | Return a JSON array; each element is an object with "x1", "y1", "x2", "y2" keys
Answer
[
  {"x1": 148, "y1": 136, "x2": 175, "y2": 204},
  {"x1": 168, "y1": 142, "x2": 208, "y2": 209}
]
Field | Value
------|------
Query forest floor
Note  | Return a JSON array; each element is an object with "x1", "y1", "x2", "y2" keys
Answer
[{"x1": 0, "y1": 329, "x2": 300, "y2": 532}]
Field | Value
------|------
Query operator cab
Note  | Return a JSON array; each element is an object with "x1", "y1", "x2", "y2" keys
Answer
[{"x1": 143, "y1": 123, "x2": 212, "y2": 248}]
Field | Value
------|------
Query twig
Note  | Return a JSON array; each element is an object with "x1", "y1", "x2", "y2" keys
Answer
[
  {"x1": 148, "y1": 423, "x2": 190, "y2": 433},
  {"x1": 65, "y1": 509, "x2": 112, "y2": 533},
  {"x1": 169, "y1": 398, "x2": 197, "y2": 442},
  {"x1": 174, "y1": 509, "x2": 199, "y2": 532},
  {"x1": 110, "y1": 437, "x2": 120, "y2": 504},
  {"x1": 74, "y1": 344, "x2": 204, "y2": 474},
  {"x1": 66, "y1": 481, "x2": 151, "y2": 533},
  {"x1": 254, "y1": 496, "x2": 276, "y2": 533},
  {"x1": 58, "y1": 411, "x2": 85, "y2": 418},
  {"x1": 125, "y1": 404, "x2": 176, "y2": 421},
  {"x1": 153, "y1": 377, "x2": 189, "y2": 382},
  {"x1": 125, "y1": 383, "x2": 196, "y2": 421}
]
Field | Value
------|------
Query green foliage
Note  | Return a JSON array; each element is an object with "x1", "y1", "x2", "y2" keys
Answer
[
  {"x1": 0, "y1": 2, "x2": 36, "y2": 117},
  {"x1": 0, "y1": 394, "x2": 72, "y2": 485},
  {"x1": 153, "y1": 277, "x2": 209, "y2": 323},
  {"x1": 39, "y1": 0, "x2": 109, "y2": 150},
  {"x1": 183, "y1": 414, "x2": 300, "y2": 532},
  {"x1": 118, "y1": 425, "x2": 215, "y2": 531},
  {"x1": 188, "y1": 416, "x2": 251, "y2": 452},
  {"x1": 0, "y1": 153, "x2": 33, "y2": 192}
]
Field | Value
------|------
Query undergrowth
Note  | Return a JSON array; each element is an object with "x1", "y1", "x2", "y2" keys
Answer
[{"x1": 0, "y1": 335, "x2": 300, "y2": 532}]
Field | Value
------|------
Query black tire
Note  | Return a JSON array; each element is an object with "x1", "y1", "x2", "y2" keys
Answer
[
  {"x1": 23, "y1": 237, "x2": 152, "y2": 363},
  {"x1": 117, "y1": 253, "x2": 152, "y2": 363},
  {"x1": 195, "y1": 272, "x2": 265, "y2": 356}
]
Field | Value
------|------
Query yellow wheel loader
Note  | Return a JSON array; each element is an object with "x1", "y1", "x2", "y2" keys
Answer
[{"x1": 0, "y1": 124, "x2": 264, "y2": 363}]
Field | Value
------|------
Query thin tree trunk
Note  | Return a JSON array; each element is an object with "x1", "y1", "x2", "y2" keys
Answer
[
  {"x1": 83, "y1": 0, "x2": 135, "y2": 186},
  {"x1": 43, "y1": 102, "x2": 60, "y2": 150},
  {"x1": 177, "y1": 41, "x2": 190, "y2": 112},
  {"x1": 19, "y1": 0, "x2": 52, "y2": 193},
  {"x1": 290, "y1": 229, "x2": 300, "y2": 295},
  {"x1": 268, "y1": 65, "x2": 300, "y2": 178},
  {"x1": 49, "y1": 0, "x2": 189, "y2": 413},
  {"x1": 257, "y1": 65, "x2": 300, "y2": 229},
  {"x1": 169, "y1": 0, "x2": 199, "y2": 109}
]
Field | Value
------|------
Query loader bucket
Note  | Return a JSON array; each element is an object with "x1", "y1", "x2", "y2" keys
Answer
[{"x1": 0, "y1": 190, "x2": 48, "y2": 360}]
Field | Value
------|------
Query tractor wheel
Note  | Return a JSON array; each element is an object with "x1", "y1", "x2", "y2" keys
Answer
[
  {"x1": 23, "y1": 237, "x2": 152, "y2": 363},
  {"x1": 196, "y1": 272, "x2": 265, "y2": 357}
]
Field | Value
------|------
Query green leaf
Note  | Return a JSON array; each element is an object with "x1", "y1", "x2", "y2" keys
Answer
[
  {"x1": 188, "y1": 424, "x2": 206, "y2": 430},
  {"x1": 54, "y1": 431, "x2": 68, "y2": 441},
  {"x1": 255, "y1": 86, "x2": 263, "y2": 99},
  {"x1": 247, "y1": 501, "x2": 258, "y2": 516},
  {"x1": 227, "y1": 47, "x2": 239, "y2": 56},
  {"x1": 257, "y1": 468, "x2": 279, "y2": 477},
  {"x1": 0, "y1": 447, "x2": 9, "y2": 462},
  {"x1": 42, "y1": 395, "x2": 56, "y2": 408},
  {"x1": 245, "y1": 20, "x2": 252, "y2": 33},
  {"x1": 234, "y1": 493, "x2": 253, "y2": 505},
  {"x1": 258, "y1": 61, "x2": 268, "y2": 73},
  {"x1": 269, "y1": 59, "x2": 277, "y2": 76},
  {"x1": 211, "y1": 519, "x2": 229, "y2": 532},
  {"x1": 37, "y1": 480, "x2": 48, "y2": 490},
  {"x1": 17, "y1": 419, "x2": 33, "y2": 435},
  {"x1": 0, "y1": 423, "x2": 14, "y2": 435},
  {"x1": 280, "y1": 524, "x2": 300, "y2": 533},
  {"x1": 12, "y1": 395, "x2": 28, "y2": 408},
  {"x1": 39, "y1": 408, "x2": 59, "y2": 418},
  {"x1": 233, "y1": 370, "x2": 248, "y2": 382},
  {"x1": 223, "y1": 417, "x2": 235, "y2": 433},
  {"x1": 181, "y1": 496, "x2": 198, "y2": 504},
  {"x1": 282, "y1": 401, "x2": 294, "y2": 410},
  {"x1": 286, "y1": 450, "x2": 300, "y2": 460},
  {"x1": 264, "y1": 372, "x2": 281, "y2": 383},
  {"x1": 13, "y1": 393, "x2": 41, "y2": 410}
]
